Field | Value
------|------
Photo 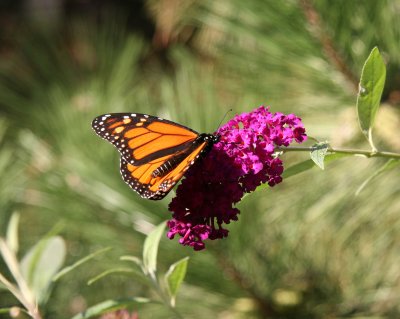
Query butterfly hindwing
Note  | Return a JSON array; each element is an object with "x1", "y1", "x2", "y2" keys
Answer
[
  {"x1": 92, "y1": 113, "x2": 219, "y2": 200},
  {"x1": 119, "y1": 137, "x2": 209, "y2": 199}
]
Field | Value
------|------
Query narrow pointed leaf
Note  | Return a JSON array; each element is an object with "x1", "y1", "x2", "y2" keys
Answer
[
  {"x1": 282, "y1": 153, "x2": 351, "y2": 179},
  {"x1": 120, "y1": 255, "x2": 143, "y2": 268},
  {"x1": 71, "y1": 297, "x2": 153, "y2": 319},
  {"x1": 87, "y1": 268, "x2": 139, "y2": 286},
  {"x1": 6, "y1": 213, "x2": 20, "y2": 254},
  {"x1": 282, "y1": 159, "x2": 315, "y2": 179},
  {"x1": 143, "y1": 223, "x2": 165, "y2": 275},
  {"x1": 356, "y1": 159, "x2": 400, "y2": 196},
  {"x1": 53, "y1": 247, "x2": 111, "y2": 282},
  {"x1": 0, "y1": 255, "x2": 26, "y2": 303},
  {"x1": 310, "y1": 142, "x2": 329, "y2": 170},
  {"x1": 165, "y1": 257, "x2": 189, "y2": 306},
  {"x1": 88, "y1": 267, "x2": 152, "y2": 287},
  {"x1": 251, "y1": 153, "x2": 351, "y2": 196},
  {"x1": 356, "y1": 47, "x2": 386, "y2": 147}
]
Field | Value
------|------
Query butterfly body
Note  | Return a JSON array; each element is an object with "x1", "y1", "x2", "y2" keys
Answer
[{"x1": 92, "y1": 113, "x2": 219, "y2": 200}]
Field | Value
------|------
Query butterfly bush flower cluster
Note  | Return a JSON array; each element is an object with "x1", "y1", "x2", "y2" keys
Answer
[{"x1": 167, "y1": 105, "x2": 307, "y2": 250}]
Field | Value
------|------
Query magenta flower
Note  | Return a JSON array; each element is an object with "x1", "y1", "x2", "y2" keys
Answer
[{"x1": 167, "y1": 105, "x2": 307, "y2": 250}]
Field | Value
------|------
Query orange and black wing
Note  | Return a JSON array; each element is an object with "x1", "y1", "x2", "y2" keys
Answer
[
  {"x1": 119, "y1": 137, "x2": 211, "y2": 199},
  {"x1": 92, "y1": 113, "x2": 216, "y2": 200}
]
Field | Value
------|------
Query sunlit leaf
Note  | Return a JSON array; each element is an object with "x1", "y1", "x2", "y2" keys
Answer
[
  {"x1": 165, "y1": 257, "x2": 189, "y2": 307},
  {"x1": 0, "y1": 244, "x2": 26, "y2": 303},
  {"x1": 6, "y1": 213, "x2": 20, "y2": 254},
  {"x1": 20, "y1": 236, "x2": 66, "y2": 304},
  {"x1": 356, "y1": 47, "x2": 386, "y2": 149},
  {"x1": 143, "y1": 223, "x2": 165, "y2": 276}
]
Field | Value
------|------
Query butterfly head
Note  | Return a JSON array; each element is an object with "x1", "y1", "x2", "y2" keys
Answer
[{"x1": 198, "y1": 133, "x2": 220, "y2": 145}]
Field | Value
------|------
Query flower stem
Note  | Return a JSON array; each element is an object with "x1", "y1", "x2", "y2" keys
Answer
[
  {"x1": 276, "y1": 146, "x2": 400, "y2": 159},
  {"x1": 148, "y1": 273, "x2": 184, "y2": 319}
]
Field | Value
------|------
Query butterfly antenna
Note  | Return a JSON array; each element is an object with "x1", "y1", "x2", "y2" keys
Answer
[{"x1": 216, "y1": 108, "x2": 233, "y2": 131}]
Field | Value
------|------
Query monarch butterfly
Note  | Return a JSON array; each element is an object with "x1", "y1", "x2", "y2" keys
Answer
[{"x1": 92, "y1": 113, "x2": 220, "y2": 200}]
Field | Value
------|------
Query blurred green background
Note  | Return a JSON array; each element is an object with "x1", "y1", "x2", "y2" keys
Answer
[{"x1": 1, "y1": 0, "x2": 400, "y2": 318}]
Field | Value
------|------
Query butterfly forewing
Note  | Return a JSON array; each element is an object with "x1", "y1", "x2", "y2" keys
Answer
[
  {"x1": 92, "y1": 113, "x2": 218, "y2": 200},
  {"x1": 92, "y1": 113, "x2": 199, "y2": 165}
]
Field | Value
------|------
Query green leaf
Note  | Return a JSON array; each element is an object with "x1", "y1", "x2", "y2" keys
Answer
[
  {"x1": 143, "y1": 223, "x2": 165, "y2": 276},
  {"x1": 282, "y1": 159, "x2": 315, "y2": 179},
  {"x1": 6, "y1": 213, "x2": 20, "y2": 254},
  {"x1": 310, "y1": 142, "x2": 329, "y2": 170},
  {"x1": 249, "y1": 153, "x2": 351, "y2": 196},
  {"x1": 87, "y1": 267, "x2": 152, "y2": 287},
  {"x1": 120, "y1": 255, "x2": 145, "y2": 274},
  {"x1": 120, "y1": 255, "x2": 143, "y2": 268},
  {"x1": 87, "y1": 268, "x2": 139, "y2": 285},
  {"x1": 20, "y1": 236, "x2": 66, "y2": 304},
  {"x1": 247, "y1": 159, "x2": 314, "y2": 196},
  {"x1": 70, "y1": 297, "x2": 153, "y2": 319},
  {"x1": 356, "y1": 47, "x2": 386, "y2": 150},
  {"x1": 356, "y1": 159, "x2": 400, "y2": 196},
  {"x1": 283, "y1": 153, "x2": 350, "y2": 179},
  {"x1": 53, "y1": 247, "x2": 111, "y2": 282},
  {"x1": 165, "y1": 257, "x2": 189, "y2": 307}
]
